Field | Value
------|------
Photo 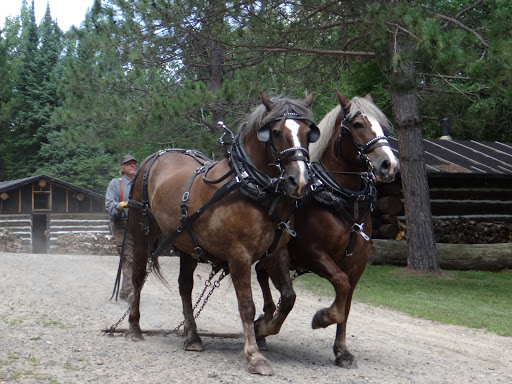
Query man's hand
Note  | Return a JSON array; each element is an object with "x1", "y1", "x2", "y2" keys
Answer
[{"x1": 119, "y1": 201, "x2": 128, "y2": 210}]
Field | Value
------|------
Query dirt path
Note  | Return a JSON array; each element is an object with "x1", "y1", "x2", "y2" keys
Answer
[{"x1": 0, "y1": 252, "x2": 511, "y2": 383}]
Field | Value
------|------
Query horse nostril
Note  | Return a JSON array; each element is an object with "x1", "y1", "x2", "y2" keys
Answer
[
  {"x1": 287, "y1": 174, "x2": 298, "y2": 188},
  {"x1": 381, "y1": 160, "x2": 391, "y2": 172}
]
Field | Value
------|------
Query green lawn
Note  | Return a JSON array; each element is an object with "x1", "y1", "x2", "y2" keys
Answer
[{"x1": 294, "y1": 265, "x2": 512, "y2": 337}]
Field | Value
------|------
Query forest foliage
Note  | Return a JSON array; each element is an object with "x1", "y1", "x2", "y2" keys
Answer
[{"x1": 1, "y1": 0, "x2": 511, "y2": 192}]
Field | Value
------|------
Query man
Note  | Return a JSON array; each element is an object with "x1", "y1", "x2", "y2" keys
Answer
[{"x1": 105, "y1": 154, "x2": 137, "y2": 303}]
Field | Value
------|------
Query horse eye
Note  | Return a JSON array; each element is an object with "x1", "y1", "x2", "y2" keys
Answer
[
  {"x1": 272, "y1": 129, "x2": 281, "y2": 137},
  {"x1": 352, "y1": 122, "x2": 364, "y2": 130}
]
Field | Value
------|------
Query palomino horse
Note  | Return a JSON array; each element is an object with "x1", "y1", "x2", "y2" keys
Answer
[
  {"x1": 255, "y1": 91, "x2": 399, "y2": 367},
  {"x1": 126, "y1": 92, "x2": 319, "y2": 375}
]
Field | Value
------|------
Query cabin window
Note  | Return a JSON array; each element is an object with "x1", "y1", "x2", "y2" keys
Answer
[{"x1": 34, "y1": 192, "x2": 50, "y2": 211}]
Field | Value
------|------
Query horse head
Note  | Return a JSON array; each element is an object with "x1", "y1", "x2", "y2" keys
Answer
[
  {"x1": 239, "y1": 91, "x2": 318, "y2": 199},
  {"x1": 334, "y1": 91, "x2": 399, "y2": 183}
]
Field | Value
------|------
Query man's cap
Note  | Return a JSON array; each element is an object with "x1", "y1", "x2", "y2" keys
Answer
[{"x1": 120, "y1": 154, "x2": 137, "y2": 165}]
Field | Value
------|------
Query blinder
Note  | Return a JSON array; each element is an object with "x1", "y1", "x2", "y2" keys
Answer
[
  {"x1": 308, "y1": 123, "x2": 320, "y2": 143},
  {"x1": 257, "y1": 123, "x2": 272, "y2": 142}
]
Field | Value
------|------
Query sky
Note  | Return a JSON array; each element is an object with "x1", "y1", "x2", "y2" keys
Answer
[{"x1": 0, "y1": 0, "x2": 95, "y2": 31}]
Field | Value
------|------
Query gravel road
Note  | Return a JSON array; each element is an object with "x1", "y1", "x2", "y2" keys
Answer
[{"x1": 1, "y1": 252, "x2": 511, "y2": 383}]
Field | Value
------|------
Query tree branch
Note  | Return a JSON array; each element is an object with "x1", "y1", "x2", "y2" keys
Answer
[
  {"x1": 419, "y1": 73, "x2": 472, "y2": 81},
  {"x1": 441, "y1": 0, "x2": 483, "y2": 30},
  {"x1": 434, "y1": 12, "x2": 488, "y2": 61},
  {"x1": 237, "y1": 46, "x2": 376, "y2": 57}
]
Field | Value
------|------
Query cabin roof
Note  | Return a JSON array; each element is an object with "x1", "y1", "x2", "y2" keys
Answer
[
  {"x1": 387, "y1": 137, "x2": 512, "y2": 176},
  {"x1": 0, "y1": 174, "x2": 104, "y2": 199}
]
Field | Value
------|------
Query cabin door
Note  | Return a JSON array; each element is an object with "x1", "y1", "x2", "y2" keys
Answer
[{"x1": 32, "y1": 214, "x2": 49, "y2": 253}]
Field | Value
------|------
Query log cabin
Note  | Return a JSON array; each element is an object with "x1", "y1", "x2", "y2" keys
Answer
[
  {"x1": 0, "y1": 175, "x2": 109, "y2": 253},
  {"x1": 373, "y1": 132, "x2": 512, "y2": 243}
]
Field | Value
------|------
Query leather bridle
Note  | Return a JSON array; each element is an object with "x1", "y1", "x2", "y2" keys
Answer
[{"x1": 339, "y1": 109, "x2": 391, "y2": 156}]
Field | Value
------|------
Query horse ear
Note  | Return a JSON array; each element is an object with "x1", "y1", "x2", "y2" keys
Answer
[
  {"x1": 304, "y1": 92, "x2": 315, "y2": 107},
  {"x1": 335, "y1": 90, "x2": 350, "y2": 108},
  {"x1": 257, "y1": 123, "x2": 271, "y2": 142},
  {"x1": 364, "y1": 93, "x2": 374, "y2": 102},
  {"x1": 260, "y1": 91, "x2": 275, "y2": 112},
  {"x1": 308, "y1": 124, "x2": 320, "y2": 143}
]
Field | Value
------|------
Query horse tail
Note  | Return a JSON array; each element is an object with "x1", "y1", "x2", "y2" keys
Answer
[{"x1": 151, "y1": 256, "x2": 172, "y2": 291}]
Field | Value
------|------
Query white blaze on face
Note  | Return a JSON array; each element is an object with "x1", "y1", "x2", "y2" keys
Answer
[
  {"x1": 365, "y1": 114, "x2": 398, "y2": 168},
  {"x1": 284, "y1": 119, "x2": 308, "y2": 186}
]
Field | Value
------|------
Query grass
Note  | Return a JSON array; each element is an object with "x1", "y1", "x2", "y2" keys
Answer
[{"x1": 294, "y1": 265, "x2": 512, "y2": 337}]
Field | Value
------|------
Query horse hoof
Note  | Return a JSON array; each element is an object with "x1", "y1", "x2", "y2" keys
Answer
[
  {"x1": 256, "y1": 337, "x2": 269, "y2": 351},
  {"x1": 125, "y1": 331, "x2": 144, "y2": 341},
  {"x1": 184, "y1": 339, "x2": 205, "y2": 352},
  {"x1": 248, "y1": 359, "x2": 274, "y2": 376},
  {"x1": 311, "y1": 310, "x2": 331, "y2": 329},
  {"x1": 335, "y1": 352, "x2": 356, "y2": 368}
]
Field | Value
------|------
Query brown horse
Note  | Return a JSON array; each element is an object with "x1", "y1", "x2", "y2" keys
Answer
[
  {"x1": 126, "y1": 92, "x2": 319, "y2": 375},
  {"x1": 255, "y1": 91, "x2": 399, "y2": 367}
]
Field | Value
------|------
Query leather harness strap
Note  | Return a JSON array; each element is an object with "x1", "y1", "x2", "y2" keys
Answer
[
  {"x1": 127, "y1": 144, "x2": 296, "y2": 269},
  {"x1": 309, "y1": 157, "x2": 376, "y2": 261},
  {"x1": 119, "y1": 178, "x2": 123, "y2": 202}
]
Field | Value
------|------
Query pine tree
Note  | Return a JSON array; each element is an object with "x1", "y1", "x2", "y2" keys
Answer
[
  {"x1": 34, "y1": 3, "x2": 62, "y2": 145},
  {"x1": 7, "y1": 1, "x2": 40, "y2": 178},
  {"x1": 0, "y1": 33, "x2": 12, "y2": 180},
  {"x1": 5, "y1": 1, "x2": 63, "y2": 179}
]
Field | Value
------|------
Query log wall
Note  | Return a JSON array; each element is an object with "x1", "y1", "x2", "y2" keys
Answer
[
  {"x1": 49, "y1": 213, "x2": 110, "y2": 253},
  {"x1": 0, "y1": 213, "x2": 110, "y2": 254},
  {"x1": 0, "y1": 214, "x2": 31, "y2": 250}
]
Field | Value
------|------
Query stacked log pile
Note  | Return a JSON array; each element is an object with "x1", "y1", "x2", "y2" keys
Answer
[
  {"x1": 372, "y1": 194, "x2": 404, "y2": 240},
  {"x1": 434, "y1": 218, "x2": 512, "y2": 244},
  {"x1": 372, "y1": 192, "x2": 512, "y2": 244},
  {"x1": 0, "y1": 229, "x2": 25, "y2": 253},
  {"x1": 55, "y1": 233, "x2": 117, "y2": 255}
]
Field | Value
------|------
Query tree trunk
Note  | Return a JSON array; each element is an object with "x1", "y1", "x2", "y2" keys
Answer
[
  {"x1": 209, "y1": 35, "x2": 225, "y2": 130},
  {"x1": 388, "y1": 29, "x2": 440, "y2": 271}
]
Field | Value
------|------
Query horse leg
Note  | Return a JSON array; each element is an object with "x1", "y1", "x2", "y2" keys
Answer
[
  {"x1": 334, "y1": 254, "x2": 367, "y2": 367},
  {"x1": 125, "y1": 239, "x2": 148, "y2": 341},
  {"x1": 178, "y1": 254, "x2": 203, "y2": 351},
  {"x1": 254, "y1": 254, "x2": 296, "y2": 346},
  {"x1": 254, "y1": 262, "x2": 275, "y2": 351},
  {"x1": 230, "y1": 257, "x2": 274, "y2": 375},
  {"x1": 333, "y1": 290, "x2": 358, "y2": 368},
  {"x1": 255, "y1": 262, "x2": 277, "y2": 323},
  {"x1": 310, "y1": 255, "x2": 350, "y2": 329}
]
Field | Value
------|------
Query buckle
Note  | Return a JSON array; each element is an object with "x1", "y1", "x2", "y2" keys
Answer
[{"x1": 352, "y1": 223, "x2": 370, "y2": 241}]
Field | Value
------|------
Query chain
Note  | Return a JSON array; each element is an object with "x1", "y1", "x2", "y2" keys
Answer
[
  {"x1": 195, "y1": 270, "x2": 226, "y2": 318},
  {"x1": 106, "y1": 265, "x2": 226, "y2": 336},
  {"x1": 107, "y1": 268, "x2": 151, "y2": 336},
  {"x1": 169, "y1": 268, "x2": 227, "y2": 334}
]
